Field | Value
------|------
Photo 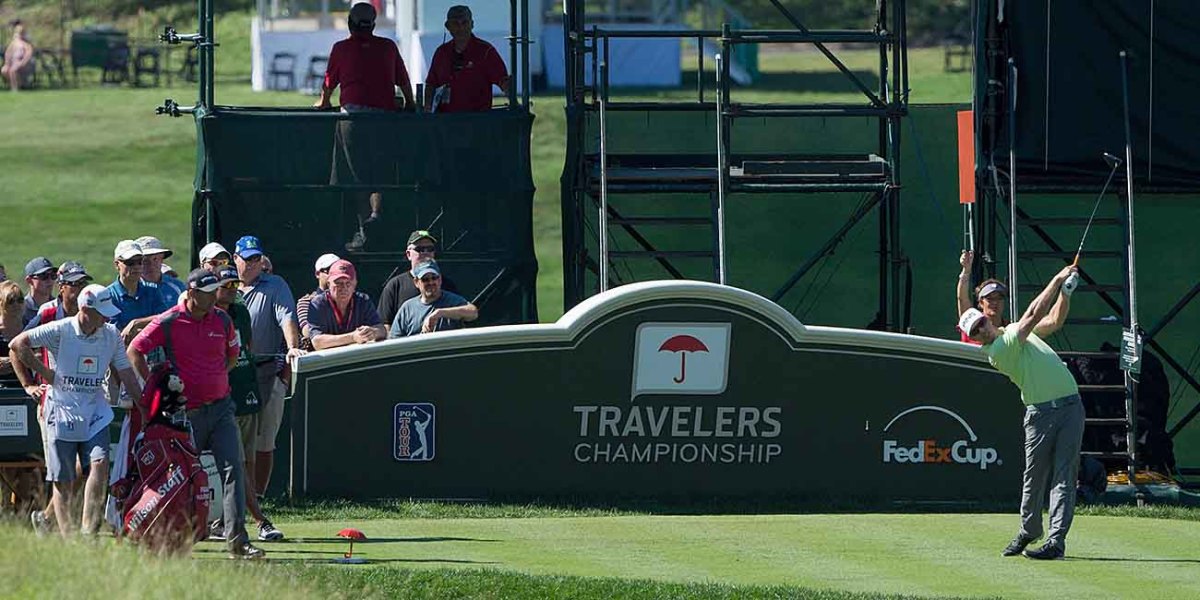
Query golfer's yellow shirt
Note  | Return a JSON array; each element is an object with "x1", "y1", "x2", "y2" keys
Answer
[{"x1": 985, "y1": 327, "x2": 1080, "y2": 406}]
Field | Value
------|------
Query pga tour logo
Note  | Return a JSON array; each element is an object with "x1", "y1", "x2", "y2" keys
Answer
[
  {"x1": 881, "y1": 405, "x2": 1001, "y2": 471},
  {"x1": 632, "y1": 323, "x2": 731, "y2": 398},
  {"x1": 394, "y1": 403, "x2": 436, "y2": 462}
]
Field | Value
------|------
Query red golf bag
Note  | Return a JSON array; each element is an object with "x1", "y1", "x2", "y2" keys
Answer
[{"x1": 110, "y1": 359, "x2": 211, "y2": 553}]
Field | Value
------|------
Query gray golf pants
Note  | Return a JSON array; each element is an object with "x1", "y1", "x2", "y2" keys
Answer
[
  {"x1": 1019, "y1": 394, "x2": 1086, "y2": 546},
  {"x1": 188, "y1": 397, "x2": 248, "y2": 547}
]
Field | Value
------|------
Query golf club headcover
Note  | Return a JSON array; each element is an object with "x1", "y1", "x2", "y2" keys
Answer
[{"x1": 1061, "y1": 273, "x2": 1080, "y2": 297}]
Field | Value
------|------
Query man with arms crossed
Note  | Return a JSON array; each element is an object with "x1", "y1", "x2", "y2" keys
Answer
[
  {"x1": 306, "y1": 259, "x2": 386, "y2": 349},
  {"x1": 960, "y1": 265, "x2": 1081, "y2": 560},
  {"x1": 389, "y1": 260, "x2": 477, "y2": 338},
  {"x1": 377, "y1": 230, "x2": 459, "y2": 327},
  {"x1": 8, "y1": 284, "x2": 142, "y2": 537}
]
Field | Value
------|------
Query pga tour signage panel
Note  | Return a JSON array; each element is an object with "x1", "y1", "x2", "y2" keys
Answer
[{"x1": 290, "y1": 282, "x2": 1023, "y2": 502}]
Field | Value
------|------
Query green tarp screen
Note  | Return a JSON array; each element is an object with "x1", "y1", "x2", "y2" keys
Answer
[{"x1": 192, "y1": 109, "x2": 537, "y2": 326}]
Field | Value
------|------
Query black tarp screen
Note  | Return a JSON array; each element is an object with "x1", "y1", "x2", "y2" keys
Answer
[{"x1": 986, "y1": 1, "x2": 1200, "y2": 190}]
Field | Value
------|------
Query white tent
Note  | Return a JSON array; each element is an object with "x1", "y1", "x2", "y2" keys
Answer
[{"x1": 251, "y1": 0, "x2": 542, "y2": 94}]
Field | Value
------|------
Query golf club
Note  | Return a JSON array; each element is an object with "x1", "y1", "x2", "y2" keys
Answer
[{"x1": 1072, "y1": 152, "x2": 1124, "y2": 267}]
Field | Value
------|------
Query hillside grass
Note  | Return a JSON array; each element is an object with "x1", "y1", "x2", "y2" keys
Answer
[{"x1": 0, "y1": 10, "x2": 969, "y2": 322}]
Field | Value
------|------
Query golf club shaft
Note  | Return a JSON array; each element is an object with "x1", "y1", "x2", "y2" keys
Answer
[{"x1": 1073, "y1": 158, "x2": 1124, "y2": 266}]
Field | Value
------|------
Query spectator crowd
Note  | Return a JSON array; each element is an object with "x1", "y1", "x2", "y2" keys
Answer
[{"x1": 1, "y1": 228, "x2": 477, "y2": 558}]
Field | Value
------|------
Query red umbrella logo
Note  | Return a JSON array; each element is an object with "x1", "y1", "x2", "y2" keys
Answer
[{"x1": 658, "y1": 335, "x2": 709, "y2": 383}]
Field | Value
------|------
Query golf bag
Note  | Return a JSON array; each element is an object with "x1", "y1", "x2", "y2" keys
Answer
[
  {"x1": 116, "y1": 417, "x2": 211, "y2": 552},
  {"x1": 109, "y1": 355, "x2": 210, "y2": 552}
]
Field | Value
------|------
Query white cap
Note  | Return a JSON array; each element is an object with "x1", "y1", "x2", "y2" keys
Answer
[
  {"x1": 958, "y1": 308, "x2": 988, "y2": 338},
  {"x1": 199, "y1": 242, "x2": 230, "y2": 263},
  {"x1": 114, "y1": 240, "x2": 143, "y2": 261},
  {"x1": 79, "y1": 284, "x2": 121, "y2": 318},
  {"x1": 161, "y1": 263, "x2": 175, "y2": 276},
  {"x1": 135, "y1": 236, "x2": 173, "y2": 258},
  {"x1": 314, "y1": 253, "x2": 340, "y2": 273}
]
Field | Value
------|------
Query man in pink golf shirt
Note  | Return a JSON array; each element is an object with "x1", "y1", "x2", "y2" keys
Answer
[{"x1": 128, "y1": 268, "x2": 265, "y2": 560}]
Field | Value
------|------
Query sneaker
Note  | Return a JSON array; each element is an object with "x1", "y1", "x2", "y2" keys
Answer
[
  {"x1": 344, "y1": 229, "x2": 366, "y2": 252},
  {"x1": 30, "y1": 510, "x2": 50, "y2": 537},
  {"x1": 1024, "y1": 541, "x2": 1065, "y2": 560},
  {"x1": 258, "y1": 519, "x2": 284, "y2": 542},
  {"x1": 228, "y1": 542, "x2": 267, "y2": 560},
  {"x1": 208, "y1": 519, "x2": 226, "y2": 542},
  {"x1": 1002, "y1": 535, "x2": 1036, "y2": 557}
]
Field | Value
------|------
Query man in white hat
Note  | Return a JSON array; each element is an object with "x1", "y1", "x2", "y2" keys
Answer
[
  {"x1": 107, "y1": 240, "x2": 171, "y2": 344},
  {"x1": 959, "y1": 264, "x2": 1082, "y2": 560},
  {"x1": 135, "y1": 236, "x2": 186, "y2": 300},
  {"x1": 8, "y1": 284, "x2": 143, "y2": 537},
  {"x1": 296, "y1": 253, "x2": 340, "y2": 350},
  {"x1": 199, "y1": 242, "x2": 233, "y2": 274}
]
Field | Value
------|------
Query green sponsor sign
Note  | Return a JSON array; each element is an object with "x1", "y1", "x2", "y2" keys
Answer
[{"x1": 289, "y1": 282, "x2": 1024, "y2": 503}]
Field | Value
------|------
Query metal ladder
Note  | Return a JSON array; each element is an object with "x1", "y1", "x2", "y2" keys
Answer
[
  {"x1": 592, "y1": 55, "x2": 726, "y2": 291},
  {"x1": 1008, "y1": 186, "x2": 1139, "y2": 480}
]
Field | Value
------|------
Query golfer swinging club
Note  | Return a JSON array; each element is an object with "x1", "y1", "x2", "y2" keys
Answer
[{"x1": 959, "y1": 264, "x2": 1081, "y2": 560}]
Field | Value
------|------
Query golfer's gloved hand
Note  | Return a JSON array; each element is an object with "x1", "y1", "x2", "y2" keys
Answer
[{"x1": 1061, "y1": 273, "x2": 1080, "y2": 296}]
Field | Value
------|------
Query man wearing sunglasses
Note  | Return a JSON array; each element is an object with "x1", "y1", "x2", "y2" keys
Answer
[
  {"x1": 22, "y1": 257, "x2": 57, "y2": 325},
  {"x1": 129, "y1": 269, "x2": 264, "y2": 559},
  {"x1": 9, "y1": 284, "x2": 142, "y2": 538},
  {"x1": 212, "y1": 265, "x2": 284, "y2": 543},
  {"x1": 106, "y1": 240, "x2": 171, "y2": 345},
  {"x1": 377, "y1": 230, "x2": 459, "y2": 328},
  {"x1": 389, "y1": 260, "x2": 476, "y2": 338},
  {"x1": 233, "y1": 235, "x2": 304, "y2": 505},
  {"x1": 136, "y1": 236, "x2": 186, "y2": 301},
  {"x1": 22, "y1": 260, "x2": 93, "y2": 534},
  {"x1": 24, "y1": 261, "x2": 91, "y2": 331},
  {"x1": 424, "y1": 5, "x2": 509, "y2": 113},
  {"x1": 297, "y1": 253, "x2": 340, "y2": 351},
  {"x1": 199, "y1": 242, "x2": 233, "y2": 274}
]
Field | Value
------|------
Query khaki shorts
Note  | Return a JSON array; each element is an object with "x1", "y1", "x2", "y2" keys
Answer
[
  {"x1": 254, "y1": 375, "x2": 288, "y2": 453},
  {"x1": 235, "y1": 413, "x2": 258, "y2": 465}
]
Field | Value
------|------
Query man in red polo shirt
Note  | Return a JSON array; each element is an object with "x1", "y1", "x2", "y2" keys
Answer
[
  {"x1": 128, "y1": 268, "x2": 265, "y2": 559},
  {"x1": 314, "y1": 2, "x2": 415, "y2": 112},
  {"x1": 424, "y1": 5, "x2": 510, "y2": 113}
]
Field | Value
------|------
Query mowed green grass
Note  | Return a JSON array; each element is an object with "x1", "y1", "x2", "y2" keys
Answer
[
  {"x1": 0, "y1": 8, "x2": 968, "y2": 322},
  {"x1": 4, "y1": 512, "x2": 1198, "y2": 599}
]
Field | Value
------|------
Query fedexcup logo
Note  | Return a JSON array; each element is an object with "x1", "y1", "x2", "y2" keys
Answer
[
  {"x1": 632, "y1": 323, "x2": 731, "y2": 398},
  {"x1": 881, "y1": 405, "x2": 1000, "y2": 470}
]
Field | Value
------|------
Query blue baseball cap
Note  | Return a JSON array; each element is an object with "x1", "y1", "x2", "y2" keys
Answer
[
  {"x1": 234, "y1": 235, "x2": 263, "y2": 259},
  {"x1": 412, "y1": 260, "x2": 441, "y2": 280},
  {"x1": 24, "y1": 257, "x2": 55, "y2": 277}
]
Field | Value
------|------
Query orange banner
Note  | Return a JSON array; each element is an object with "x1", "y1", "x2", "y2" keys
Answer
[{"x1": 957, "y1": 110, "x2": 976, "y2": 204}]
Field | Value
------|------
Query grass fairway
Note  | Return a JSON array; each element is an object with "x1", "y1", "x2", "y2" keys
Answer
[
  {"x1": 186, "y1": 513, "x2": 1200, "y2": 599},
  {"x1": 4, "y1": 507, "x2": 1198, "y2": 598}
]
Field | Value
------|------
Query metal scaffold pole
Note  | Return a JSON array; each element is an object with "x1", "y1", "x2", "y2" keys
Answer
[{"x1": 598, "y1": 60, "x2": 611, "y2": 292}]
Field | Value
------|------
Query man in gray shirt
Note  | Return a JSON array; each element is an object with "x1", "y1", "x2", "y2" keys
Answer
[
  {"x1": 233, "y1": 235, "x2": 304, "y2": 513},
  {"x1": 389, "y1": 260, "x2": 477, "y2": 338}
]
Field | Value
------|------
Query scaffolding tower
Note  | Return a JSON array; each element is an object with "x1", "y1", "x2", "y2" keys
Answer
[{"x1": 561, "y1": 0, "x2": 911, "y2": 331}]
